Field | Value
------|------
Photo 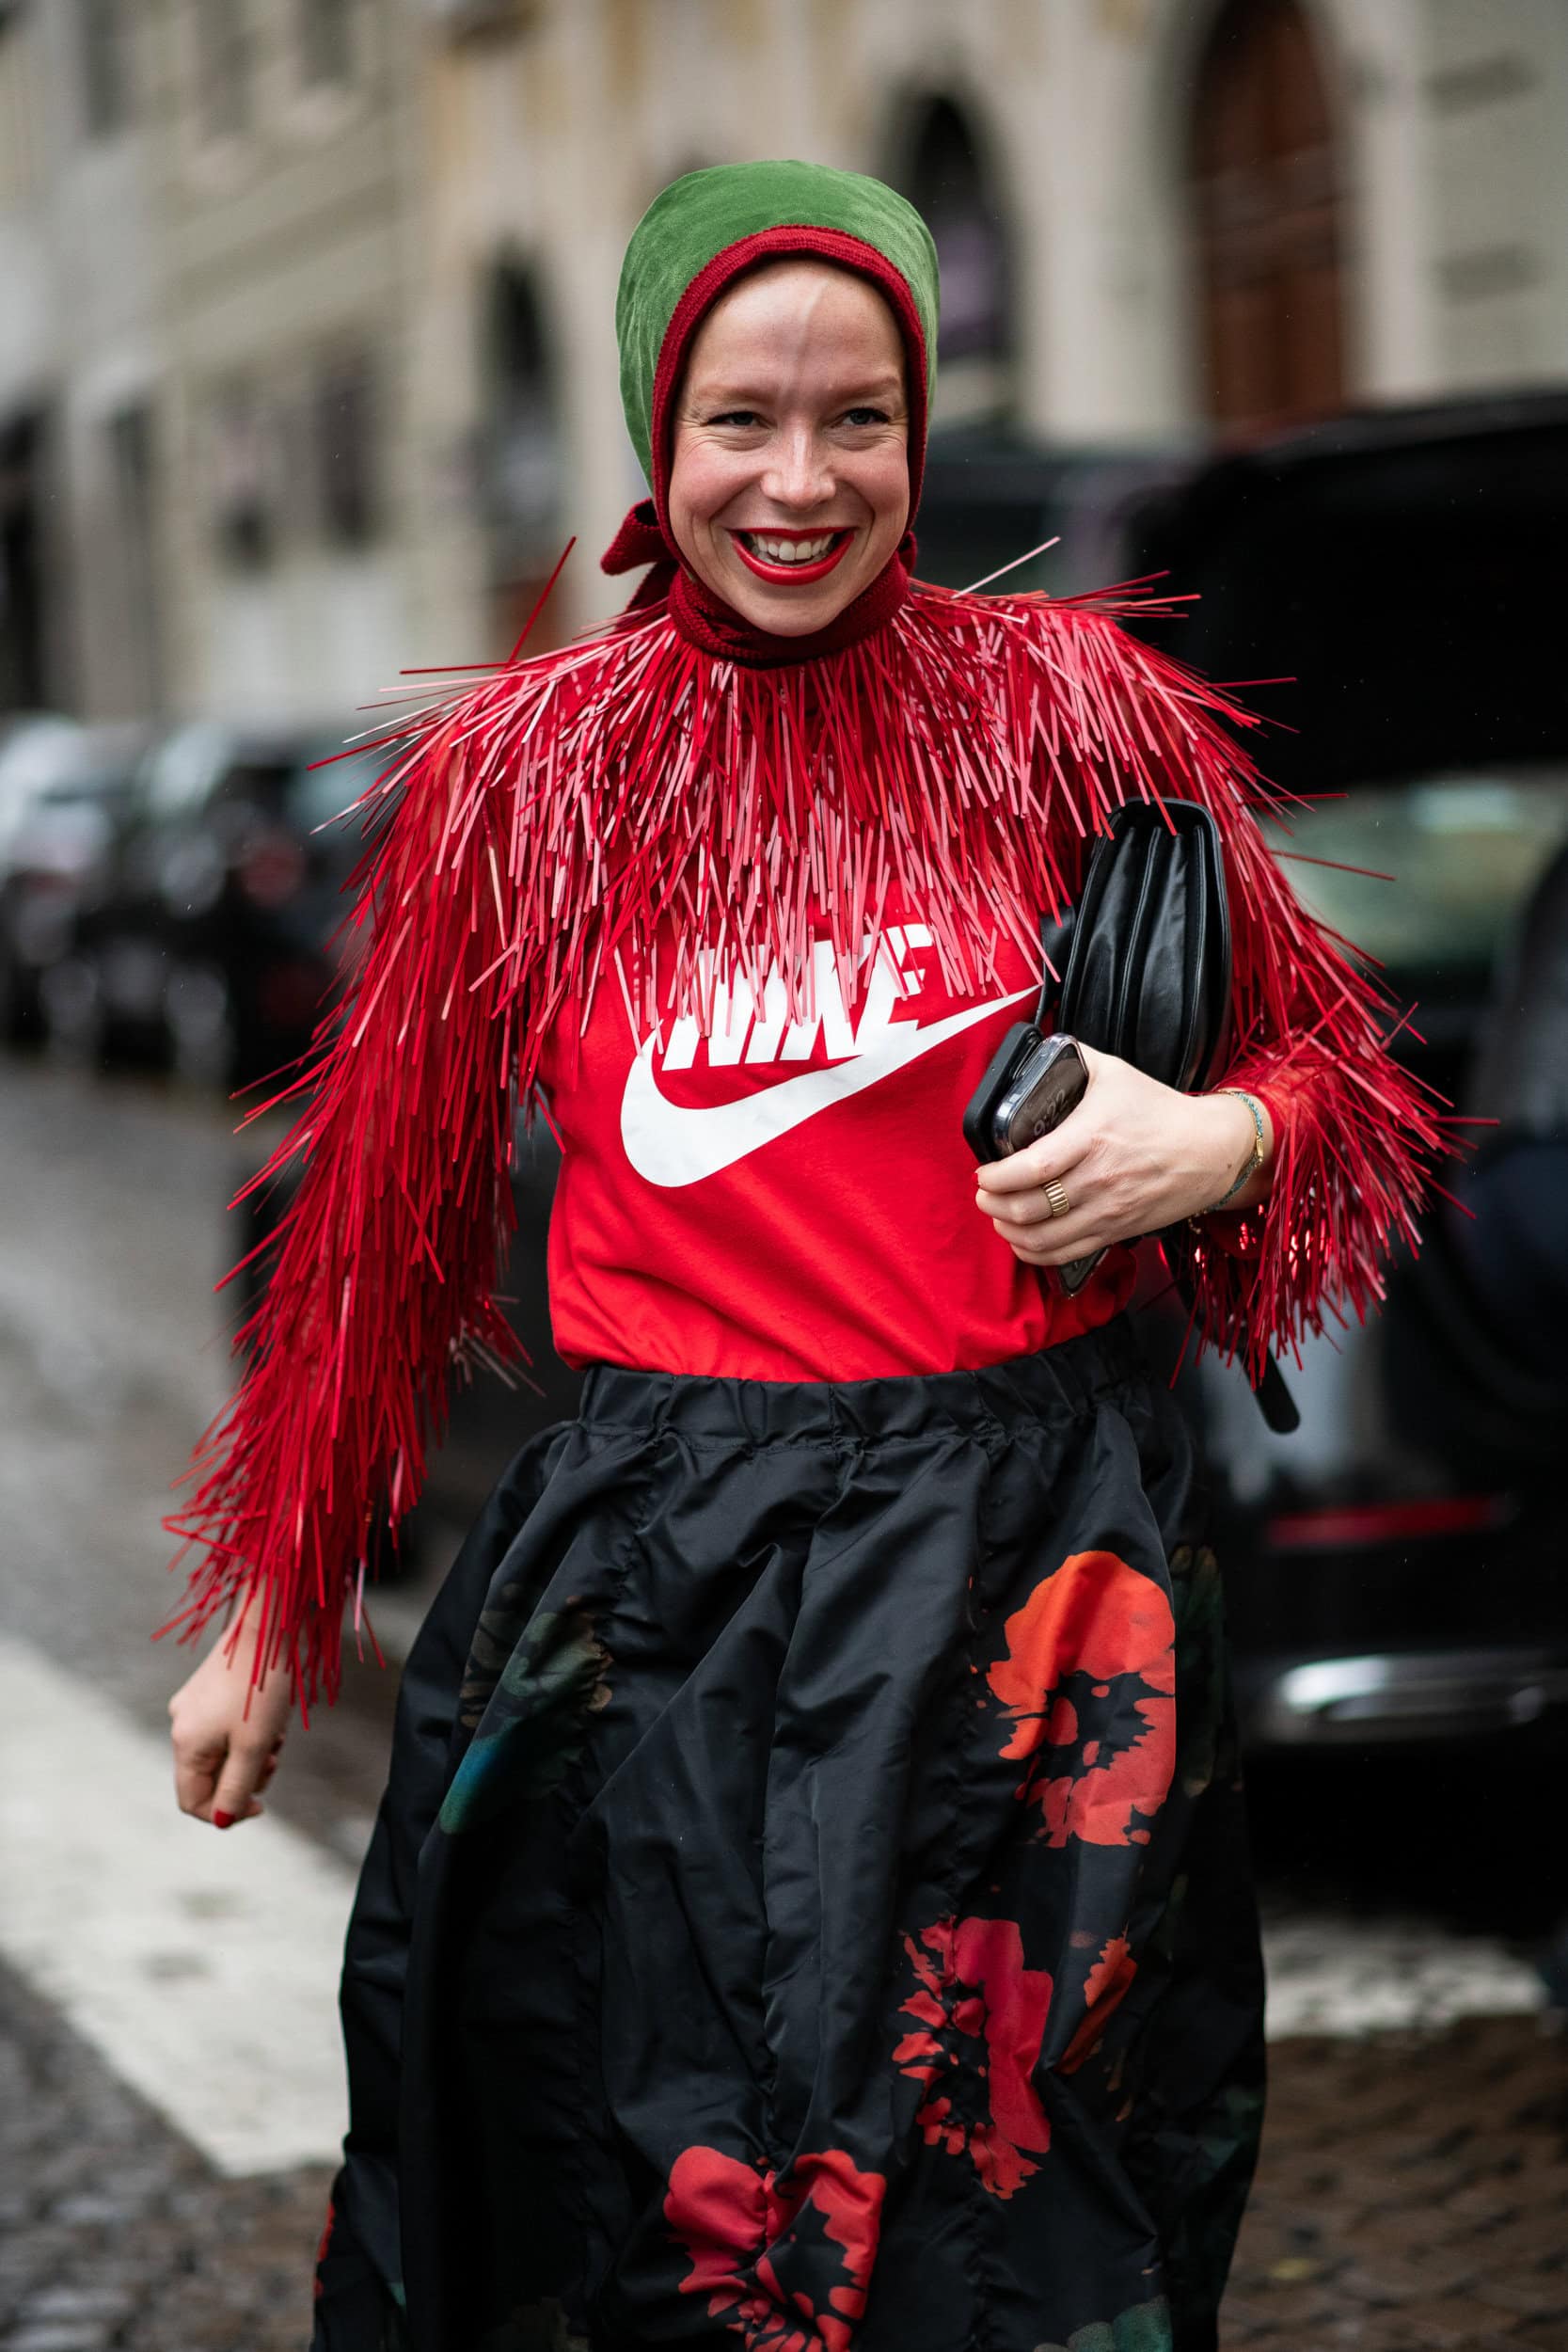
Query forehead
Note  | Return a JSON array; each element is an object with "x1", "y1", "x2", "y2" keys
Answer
[{"x1": 683, "y1": 260, "x2": 905, "y2": 384}]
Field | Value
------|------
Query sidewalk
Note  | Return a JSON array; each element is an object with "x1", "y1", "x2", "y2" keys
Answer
[
  {"x1": 3, "y1": 1960, "x2": 1566, "y2": 2351},
  {"x1": 1226, "y1": 2009, "x2": 1568, "y2": 2348}
]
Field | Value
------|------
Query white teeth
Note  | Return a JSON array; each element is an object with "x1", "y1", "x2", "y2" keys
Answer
[{"x1": 743, "y1": 532, "x2": 840, "y2": 564}]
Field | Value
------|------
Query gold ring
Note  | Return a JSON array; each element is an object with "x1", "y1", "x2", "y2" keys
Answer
[{"x1": 1043, "y1": 1179, "x2": 1071, "y2": 1220}]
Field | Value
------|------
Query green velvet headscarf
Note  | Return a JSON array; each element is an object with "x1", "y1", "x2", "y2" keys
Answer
[{"x1": 615, "y1": 160, "x2": 941, "y2": 493}]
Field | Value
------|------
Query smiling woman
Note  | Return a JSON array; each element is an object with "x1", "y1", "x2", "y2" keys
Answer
[
  {"x1": 160, "y1": 159, "x2": 1439, "y2": 2352},
  {"x1": 668, "y1": 260, "x2": 911, "y2": 630}
]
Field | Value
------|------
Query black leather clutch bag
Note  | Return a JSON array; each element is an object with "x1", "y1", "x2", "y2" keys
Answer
[
  {"x1": 967, "y1": 797, "x2": 1299, "y2": 1433},
  {"x1": 1048, "y1": 799, "x2": 1232, "y2": 1095}
]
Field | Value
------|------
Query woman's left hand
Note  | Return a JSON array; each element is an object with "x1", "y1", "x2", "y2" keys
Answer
[{"x1": 974, "y1": 1044, "x2": 1271, "y2": 1268}]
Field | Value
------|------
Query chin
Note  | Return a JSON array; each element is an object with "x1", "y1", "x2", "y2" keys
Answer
[
  {"x1": 717, "y1": 561, "x2": 874, "y2": 637},
  {"x1": 735, "y1": 595, "x2": 843, "y2": 637}
]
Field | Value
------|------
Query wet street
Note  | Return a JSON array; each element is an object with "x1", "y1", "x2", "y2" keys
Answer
[{"x1": 1, "y1": 1052, "x2": 1566, "y2": 2350}]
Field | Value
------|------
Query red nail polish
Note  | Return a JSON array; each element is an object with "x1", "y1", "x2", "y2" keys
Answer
[{"x1": 213, "y1": 1809, "x2": 235, "y2": 1829}]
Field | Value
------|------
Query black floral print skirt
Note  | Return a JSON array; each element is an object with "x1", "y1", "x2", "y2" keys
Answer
[{"x1": 310, "y1": 1322, "x2": 1264, "y2": 2352}]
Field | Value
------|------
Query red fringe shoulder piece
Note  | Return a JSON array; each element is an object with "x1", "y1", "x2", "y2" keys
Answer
[{"x1": 162, "y1": 583, "x2": 1442, "y2": 1709}]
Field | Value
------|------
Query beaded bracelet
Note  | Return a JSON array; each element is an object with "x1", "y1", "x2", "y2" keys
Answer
[{"x1": 1196, "y1": 1089, "x2": 1267, "y2": 1215}]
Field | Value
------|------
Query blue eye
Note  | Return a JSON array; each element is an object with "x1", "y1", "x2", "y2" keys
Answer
[{"x1": 842, "y1": 406, "x2": 889, "y2": 428}]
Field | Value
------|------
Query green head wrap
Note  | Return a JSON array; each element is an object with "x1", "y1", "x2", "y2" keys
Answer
[{"x1": 614, "y1": 159, "x2": 941, "y2": 500}]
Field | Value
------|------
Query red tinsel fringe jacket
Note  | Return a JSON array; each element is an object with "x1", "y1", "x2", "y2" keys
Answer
[{"x1": 161, "y1": 582, "x2": 1440, "y2": 1709}]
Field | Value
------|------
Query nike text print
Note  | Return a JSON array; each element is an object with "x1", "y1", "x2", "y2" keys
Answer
[{"x1": 620, "y1": 931, "x2": 1030, "y2": 1188}]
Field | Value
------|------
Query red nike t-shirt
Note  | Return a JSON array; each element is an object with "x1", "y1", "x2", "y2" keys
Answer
[{"x1": 535, "y1": 905, "x2": 1136, "y2": 1382}]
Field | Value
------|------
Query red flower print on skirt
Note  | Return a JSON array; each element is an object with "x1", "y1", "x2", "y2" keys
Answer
[
  {"x1": 894, "y1": 1915, "x2": 1053, "y2": 2198},
  {"x1": 986, "y1": 1551, "x2": 1176, "y2": 1848},
  {"x1": 664, "y1": 2144, "x2": 885, "y2": 2352},
  {"x1": 1060, "y1": 1932, "x2": 1139, "y2": 2075}
]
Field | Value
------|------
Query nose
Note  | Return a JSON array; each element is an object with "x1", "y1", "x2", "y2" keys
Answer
[{"x1": 759, "y1": 423, "x2": 834, "y2": 514}]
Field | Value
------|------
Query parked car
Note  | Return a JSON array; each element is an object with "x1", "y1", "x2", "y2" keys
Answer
[
  {"x1": 49, "y1": 721, "x2": 382, "y2": 1088},
  {"x1": 0, "y1": 713, "x2": 85, "y2": 1041},
  {"x1": 0, "y1": 712, "x2": 82, "y2": 847},
  {"x1": 915, "y1": 428, "x2": 1193, "y2": 598},
  {"x1": 0, "y1": 723, "x2": 153, "y2": 1045},
  {"x1": 1122, "y1": 388, "x2": 1568, "y2": 1755}
]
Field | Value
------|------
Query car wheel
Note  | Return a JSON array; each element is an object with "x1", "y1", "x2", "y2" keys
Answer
[{"x1": 166, "y1": 961, "x2": 237, "y2": 1090}]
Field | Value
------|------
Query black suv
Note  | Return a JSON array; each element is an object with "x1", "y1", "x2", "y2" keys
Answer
[{"x1": 1122, "y1": 389, "x2": 1568, "y2": 1753}]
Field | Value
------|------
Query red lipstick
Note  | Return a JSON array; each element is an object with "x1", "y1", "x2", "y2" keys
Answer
[{"x1": 729, "y1": 528, "x2": 854, "y2": 585}]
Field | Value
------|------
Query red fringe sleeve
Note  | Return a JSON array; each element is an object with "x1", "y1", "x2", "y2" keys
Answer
[
  {"x1": 1028, "y1": 600, "x2": 1447, "y2": 1378},
  {"x1": 159, "y1": 707, "x2": 525, "y2": 1715}
]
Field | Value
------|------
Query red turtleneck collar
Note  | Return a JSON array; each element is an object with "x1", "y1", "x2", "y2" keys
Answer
[{"x1": 601, "y1": 498, "x2": 913, "y2": 666}]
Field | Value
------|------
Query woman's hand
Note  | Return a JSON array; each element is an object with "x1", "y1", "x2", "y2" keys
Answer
[
  {"x1": 974, "y1": 1044, "x2": 1273, "y2": 1269},
  {"x1": 168, "y1": 1613, "x2": 293, "y2": 1829}
]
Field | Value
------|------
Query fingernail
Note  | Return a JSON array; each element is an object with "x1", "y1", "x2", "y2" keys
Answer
[{"x1": 213, "y1": 1810, "x2": 235, "y2": 1830}]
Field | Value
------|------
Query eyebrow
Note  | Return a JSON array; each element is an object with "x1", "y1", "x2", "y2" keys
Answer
[{"x1": 686, "y1": 372, "x2": 906, "y2": 409}]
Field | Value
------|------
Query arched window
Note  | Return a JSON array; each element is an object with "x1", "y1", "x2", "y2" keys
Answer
[
  {"x1": 298, "y1": 0, "x2": 355, "y2": 87},
  {"x1": 1187, "y1": 0, "x2": 1346, "y2": 434},
  {"x1": 0, "y1": 410, "x2": 50, "y2": 709},
  {"x1": 479, "y1": 258, "x2": 564, "y2": 649},
  {"x1": 897, "y1": 95, "x2": 1013, "y2": 421},
  {"x1": 196, "y1": 0, "x2": 253, "y2": 143}
]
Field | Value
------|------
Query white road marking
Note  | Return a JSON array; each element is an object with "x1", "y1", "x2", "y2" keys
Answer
[
  {"x1": 0, "y1": 1629, "x2": 354, "y2": 2177},
  {"x1": 1261, "y1": 1911, "x2": 1544, "y2": 2039}
]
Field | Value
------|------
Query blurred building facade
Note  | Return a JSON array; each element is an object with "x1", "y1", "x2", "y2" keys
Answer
[
  {"x1": 151, "y1": 0, "x2": 422, "y2": 721},
  {"x1": 0, "y1": 0, "x2": 425, "y2": 724},
  {"x1": 0, "y1": 0, "x2": 167, "y2": 717},
  {"x1": 2, "y1": 0, "x2": 1567, "y2": 718}
]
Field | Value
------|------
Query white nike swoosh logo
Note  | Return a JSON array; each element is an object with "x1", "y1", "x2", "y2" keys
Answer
[{"x1": 621, "y1": 988, "x2": 1032, "y2": 1188}]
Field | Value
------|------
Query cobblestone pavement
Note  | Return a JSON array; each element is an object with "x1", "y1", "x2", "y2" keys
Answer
[
  {"x1": 0, "y1": 1963, "x2": 330, "y2": 2352},
  {"x1": 5, "y1": 1961, "x2": 1566, "y2": 2352},
  {"x1": 1227, "y1": 2011, "x2": 1568, "y2": 2349}
]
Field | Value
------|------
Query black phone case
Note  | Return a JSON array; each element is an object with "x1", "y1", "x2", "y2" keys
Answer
[
  {"x1": 963, "y1": 1025, "x2": 1104, "y2": 1295},
  {"x1": 961, "y1": 1022, "x2": 1040, "y2": 1162}
]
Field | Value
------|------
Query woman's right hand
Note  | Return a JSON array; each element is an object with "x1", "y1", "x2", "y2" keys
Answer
[{"x1": 168, "y1": 1613, "x2": 293, "y2": 1828}]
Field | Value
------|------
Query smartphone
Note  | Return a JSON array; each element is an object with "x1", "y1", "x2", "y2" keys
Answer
[{"x1": 962, "y1": 1026, "x2": 1105, "y2": 1295}]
